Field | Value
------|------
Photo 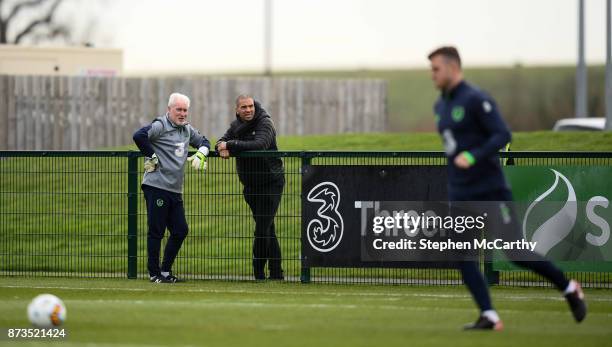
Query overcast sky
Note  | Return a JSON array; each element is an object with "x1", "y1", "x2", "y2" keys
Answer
[{"x1": 94, "y1": 0, "x2": 609, "y2": 73}]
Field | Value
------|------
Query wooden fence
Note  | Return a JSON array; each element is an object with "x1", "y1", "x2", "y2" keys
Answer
[{"x1": 0, "y1": 75, "x2": 387, "y2": 150}]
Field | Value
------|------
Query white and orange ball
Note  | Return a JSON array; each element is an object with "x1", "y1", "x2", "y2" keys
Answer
[{"x1": 27, "y1": 294, "x2": 66, "y2": 327}]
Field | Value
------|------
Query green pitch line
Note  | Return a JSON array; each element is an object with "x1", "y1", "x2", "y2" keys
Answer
[{"x1": 0, "y1": 278, "x2": 611, "y2": 347}]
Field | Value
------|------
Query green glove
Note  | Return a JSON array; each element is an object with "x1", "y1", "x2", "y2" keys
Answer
[
  {"x1": 187, "y1": 151, "x2": 207, "y2": 171},
  {"x1": 144, "y1": 154, "x2": 159, "y2": 173}
]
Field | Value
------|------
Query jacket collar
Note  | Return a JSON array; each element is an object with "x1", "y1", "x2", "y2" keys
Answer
[{"x1": 442, "y1": 80, "x2": 467, "y2": 100}]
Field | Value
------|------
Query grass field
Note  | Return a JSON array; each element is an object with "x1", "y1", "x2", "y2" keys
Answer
[
  {"x1": 1, "y1": 133, "x2": 612, "y2": 346},
  {"x1": 276, "y1": 131, "x2": 612, "y2": 151},
  {"x1": 0, "y1": 277, "x2": 611, "y2": 347}
]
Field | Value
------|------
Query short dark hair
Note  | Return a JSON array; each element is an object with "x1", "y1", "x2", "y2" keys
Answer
[
  {"x1": 235, "y1": 94, "x2": 254, "y2": 107},
  {"x1": 428, "y1": 46, "x2": 462, "y2": 68}
]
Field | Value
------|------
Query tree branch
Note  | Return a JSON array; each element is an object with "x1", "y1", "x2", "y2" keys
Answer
[
  {"x1": 0, "y1": 0, "x2": 6, "y2": 43},
  {"x1": 13, "y1": 0, "x2": 63, "y2": 44},
  {"x1": 29, "y1": 22, "x2": 69, "y2": 43},
  {"x1": 6, "y1": 0, "x2": 46, "y2": 23}
]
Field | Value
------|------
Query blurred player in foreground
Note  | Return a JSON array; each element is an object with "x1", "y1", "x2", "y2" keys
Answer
[{"x1": 429, "y1": 46, "x2": 586, "y2": 330}]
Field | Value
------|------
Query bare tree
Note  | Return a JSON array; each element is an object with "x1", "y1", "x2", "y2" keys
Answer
[{"x1": 0, "y1": 0, "x2": 70, "y2": 44}]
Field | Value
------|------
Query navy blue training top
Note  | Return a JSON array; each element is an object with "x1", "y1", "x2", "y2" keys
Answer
[{"x1": 434, "y1": 81, "x2": 511, "y2": 200}]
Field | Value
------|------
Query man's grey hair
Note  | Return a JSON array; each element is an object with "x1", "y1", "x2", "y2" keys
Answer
[
  {"x1": 235, "y1": 94, "x2": 254, "y2": 106},
  {"x1": 168, "y1": 93, "x2": 190, "y2": 108}
]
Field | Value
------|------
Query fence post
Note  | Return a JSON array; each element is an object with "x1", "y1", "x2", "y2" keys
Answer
[
  {"x1": 127, "y1": 151, "x2": 139, "y2": 279},
  {"x1": 300, "y1": 152, "x2": 312, "y2": 284},
  {"x1": 484, "y1": 251, "x2": 499, "y2": 285}
]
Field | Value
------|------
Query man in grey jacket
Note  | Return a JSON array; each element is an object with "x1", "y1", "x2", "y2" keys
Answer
[{"x1": 133, "y1": 92, "x2": 210, "y2": 283}]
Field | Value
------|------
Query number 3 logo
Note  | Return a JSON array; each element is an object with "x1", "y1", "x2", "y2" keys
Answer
[{"x1": 174, "y1": 142, "x2": 185, "y2": 157}]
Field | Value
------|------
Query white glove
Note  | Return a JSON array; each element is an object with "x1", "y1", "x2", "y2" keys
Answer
[
  {"x1": 144, "y1": 154, "x2": 159, "y2": 173},
  {"x1": 187, "y1": 147, "x2": 208, "y2": 171}
]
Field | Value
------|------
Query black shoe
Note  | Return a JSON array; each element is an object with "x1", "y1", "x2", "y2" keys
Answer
[
  {"x1": 565, "y1": 280, "x2": 587, "y2": 323},
  {"x1": 253, "y1": 269, "x2": 266, "y2": 281},
  {"x1": 463, "y1": 316, "x2": 504, "y2": 331},
  {"x1": 150, "y1": 275, "x2": 172, "y2": 283},
  {"x1": 268, "y1": 270, "x2": 284, "y2": 281},
  {"x1": 268, "y1": 275, "x2": 284, "y2": 281},
  {"x1": 163, "y1": 273, "x2": 184, "y2": 283},
  {"x1": 253, "y1": 260, "x2": 266, "y2": 281}
]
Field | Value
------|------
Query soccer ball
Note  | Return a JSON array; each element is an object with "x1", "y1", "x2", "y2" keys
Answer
[{"x1": 27, "y1": 294, "x2": 66, "y2": 327}]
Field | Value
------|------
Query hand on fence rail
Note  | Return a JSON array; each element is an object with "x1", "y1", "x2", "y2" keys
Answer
[
  {"x1": 219, "y1": 149, "x2": 230, "y2": 159},
  {"x1": 187, "y1": 147, "x2": 208, "y2": 171}
]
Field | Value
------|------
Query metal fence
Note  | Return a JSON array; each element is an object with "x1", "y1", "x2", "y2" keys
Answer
[{"x1": 1, "y1": 150, "x2": 611, "y2": 288}]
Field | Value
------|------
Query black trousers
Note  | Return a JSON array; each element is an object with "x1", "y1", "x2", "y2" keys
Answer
[
  {"x1": 142, "y1": 185, "x2": 188, "y2": 277},
  {"x1": 243, "y1": 181, "x2": 284, "y2": 279}
]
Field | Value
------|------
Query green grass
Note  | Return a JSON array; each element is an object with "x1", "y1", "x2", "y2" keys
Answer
[
  {"x1": 111, "y1": 131, "x2": 612, "y2": 152},
  {"x1": 276, "y1": 131, "x2": 612, "y2": 151},
  {"x1": 0, "y1": 277, "x2": 611, "y2": 347},
  {"x1": 1, "y1": 134, "x2": 611, "y2": 345}
]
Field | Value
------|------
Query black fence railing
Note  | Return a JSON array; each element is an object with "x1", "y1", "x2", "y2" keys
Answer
[{"x1": 1, "y1": 150, "x2": 611, "y2": 288}]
